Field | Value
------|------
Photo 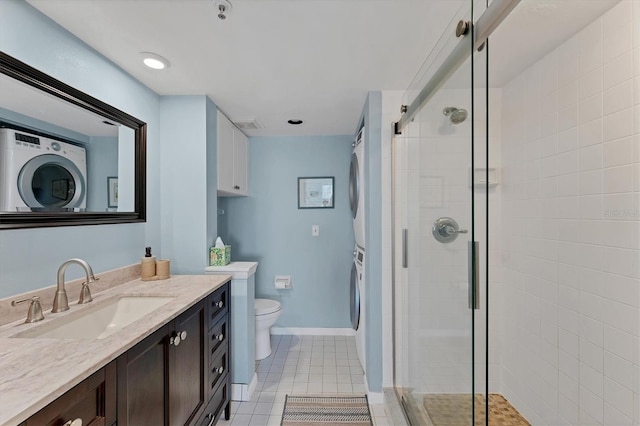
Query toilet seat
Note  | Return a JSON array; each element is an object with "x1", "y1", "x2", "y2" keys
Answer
[{"x1": 255, "y1": 298, "x2": 281, "y2": 316}]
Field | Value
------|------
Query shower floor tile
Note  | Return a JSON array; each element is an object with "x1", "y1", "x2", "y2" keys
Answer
[{"x1": 422, "y1": 393, "x2": 530, "y2": 426}]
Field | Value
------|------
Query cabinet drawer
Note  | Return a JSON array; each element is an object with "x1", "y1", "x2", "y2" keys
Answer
[
  {"x1": 208, "y1": 284, "x2": 229, "y2": 328},
  {"x1": 208, "y1": 316, "x2": 229, "y2": 358},
  {"x1": 209, "y1": 343, "x2": 229, "y2": 393},
  {"x1": 198, "y1": 379, "x2": 229, "y2": 426}
]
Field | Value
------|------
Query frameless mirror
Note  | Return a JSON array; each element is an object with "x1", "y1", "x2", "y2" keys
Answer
[{"x1": 0, "y1": 52, "x2": 146, "y2": 229}]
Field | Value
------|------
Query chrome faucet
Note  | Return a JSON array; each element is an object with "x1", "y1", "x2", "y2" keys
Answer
[{"x1": 52, "y1": 258, "x2": 100, "y2": 313}]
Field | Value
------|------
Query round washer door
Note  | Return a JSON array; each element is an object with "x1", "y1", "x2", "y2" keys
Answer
[
  {"x1": 350, "y1": 260, "x2": 360, "y2": 330},
  {"x1": 349, "y1": 152, "x2": 359, "y2": 219},
  {"x1": 18, "y1": 154, "x2": 86, "y2": 209}
]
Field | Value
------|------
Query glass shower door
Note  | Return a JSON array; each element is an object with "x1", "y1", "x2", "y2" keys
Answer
[{"x1": 392, "y1": 3, "x2": 490, "y2": 424}]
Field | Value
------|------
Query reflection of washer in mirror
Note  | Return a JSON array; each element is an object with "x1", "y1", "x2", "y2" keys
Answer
[{"x1": 432, "y1": 217, "x2": 468, "y2": 243}]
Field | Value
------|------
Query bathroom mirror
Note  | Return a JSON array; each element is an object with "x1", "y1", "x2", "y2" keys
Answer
[{"x1": 0, "y1": 52, "x2": 146, "y2": 229}]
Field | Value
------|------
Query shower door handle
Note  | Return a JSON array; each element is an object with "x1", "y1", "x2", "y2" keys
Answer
[
  {"x1": 468, "y1": 241, "x2": 479, "y2": 309},
  {"x1": 402, "y1": 229, "x2": 408, "y2": 268}
]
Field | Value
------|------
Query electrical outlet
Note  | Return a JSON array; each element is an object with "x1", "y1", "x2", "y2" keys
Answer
[{"x1": 312, "y1": 225, "x2": 319, "y2": 236}]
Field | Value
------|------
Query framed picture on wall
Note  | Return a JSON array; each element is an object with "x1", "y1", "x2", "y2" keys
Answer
[
  {"x1": 298, "y1": 177, "x2": 334, "y2": 209},
  {"x1": 107, "y1": 176, "x2": 118, "y2": 208}
]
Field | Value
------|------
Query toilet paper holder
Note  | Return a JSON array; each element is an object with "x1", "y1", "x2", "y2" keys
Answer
[{"x1": 274, "y1": 275, "x2": 291, "y2": 289}]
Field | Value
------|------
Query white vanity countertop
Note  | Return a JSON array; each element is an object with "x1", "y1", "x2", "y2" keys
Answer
[{"x1": 0, "y1": 274, "x2": 231, "y2": 426}]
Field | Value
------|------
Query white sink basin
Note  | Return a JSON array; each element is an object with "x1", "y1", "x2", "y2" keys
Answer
[{"x1": 14, "y1": 296, "x2": 174, "y2": 340}]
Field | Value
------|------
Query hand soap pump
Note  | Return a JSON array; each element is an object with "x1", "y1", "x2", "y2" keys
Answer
[{"x1": 141, "y1": 246, "x2": 157, "y2": 281}]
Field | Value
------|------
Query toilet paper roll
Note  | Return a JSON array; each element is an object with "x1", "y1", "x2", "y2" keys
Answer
[
  {"x1": 156, "y1": 259, "x2": 170, "y2": 280},
  {"x1": 274, "y1": 276, "x2": 291, "y2": 289}
]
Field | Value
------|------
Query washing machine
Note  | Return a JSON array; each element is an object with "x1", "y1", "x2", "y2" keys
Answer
[
  {"x1": 0, "y1": 128, "x2": 87, "y2": 211},
  {"x1": 349, "y1": 126, "x2": 365, "y2": 249},
  {"x1": 350, "y1": 245, "x2": 366, "y2": 373}
]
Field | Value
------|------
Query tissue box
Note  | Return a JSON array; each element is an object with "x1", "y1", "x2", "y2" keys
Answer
[{"x1": 209, "y1": 245, "x2": 231, "y2": 266}]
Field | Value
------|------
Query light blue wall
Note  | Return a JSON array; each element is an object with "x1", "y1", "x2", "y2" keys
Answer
[
  {"x1": 159, "y1": 96, "x2": 218, "y2": 273},
  {"x1": 219, "y1": 136, "x2": 354, "y2": 328},
  {"x1": 0, "y1": 0, "x2": 160, "y2": 297},
  {"x1": 361, "y1": 92, "x2": 383, "y2": 392},
  {"x1": 86, "y1": 136, "x2": 118, "y2": 212},
  {"x1": 205, "y1": 99, "x2": 219, "y2": 252}
]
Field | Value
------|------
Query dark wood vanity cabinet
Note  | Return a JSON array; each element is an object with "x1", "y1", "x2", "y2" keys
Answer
[
  {"x1": 20, "y1": 362, "x2": 116, "y2": 426},
  {"x1": 117, "y1": 282, "x2": 230, "y2": 426},
  {"x1": 197, "y1": 283, "x2": 231, "y2": 425},
  {"x1": 21, "y1": 283, "x2": 231, "y2": 426},
  {"x1": 117, "y1": 300, "x2": 207, "y2": 426}
]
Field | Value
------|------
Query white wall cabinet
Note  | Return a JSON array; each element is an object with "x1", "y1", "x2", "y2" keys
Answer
[{"x1": 217, "y1": 111, "x2": 248, "y2": 197}]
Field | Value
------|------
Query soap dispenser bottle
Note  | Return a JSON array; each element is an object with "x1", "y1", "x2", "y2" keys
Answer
[{"x1": 141, "y1": 246, "x2": 157, "y2": 281}]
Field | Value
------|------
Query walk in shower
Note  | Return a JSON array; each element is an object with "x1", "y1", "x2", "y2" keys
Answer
[{"x1": 392, "y1": 0, "x2": 639, "y2": 425}]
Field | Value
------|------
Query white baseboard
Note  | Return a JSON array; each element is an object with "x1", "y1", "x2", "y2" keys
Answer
[
  {"x1": 231, "y1": 373, "x2": 258, "y2": 401},
  {"x1": 271, "y1": 327, "x2": 355, "y2": 336}
]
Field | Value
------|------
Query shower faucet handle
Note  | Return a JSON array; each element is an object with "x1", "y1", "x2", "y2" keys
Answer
[
  {"x1": 432, "y1": 217, "x2": 467, "y2": 243},
  {"x1": 445, "y1": 225, "x2": 467, "y2": 235}
]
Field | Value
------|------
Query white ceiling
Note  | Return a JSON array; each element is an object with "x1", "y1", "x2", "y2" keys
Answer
[{"x1": 26, "y1": 0, "x2": 619, "y2": 137}]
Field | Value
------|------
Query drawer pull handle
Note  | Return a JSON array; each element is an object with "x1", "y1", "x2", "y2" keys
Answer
[
  {"x1": 215, "y1": 301, "x2": 224, "y2": 308},
  {"x1": 214, "y1": 366, "x2": 224, "y2": 375},
  {"x1": 214, "y1": 333, "x2": 224, "y2": 342},
  {"x1": 206, "y1": 413, "x2": 215, "y2": 426}
]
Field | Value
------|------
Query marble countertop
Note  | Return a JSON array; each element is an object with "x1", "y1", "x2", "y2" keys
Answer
[
  {"x1": 204, "y1": 261, "x2": 258, "y2": 279},
  {"x1": 0, "y1": 274, "x2": 231, "y2": 426}
]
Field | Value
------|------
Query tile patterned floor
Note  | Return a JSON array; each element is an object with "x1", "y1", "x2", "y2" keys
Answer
[{"x1": 218, "y1": 335, "x2": 391, "y2": 426}]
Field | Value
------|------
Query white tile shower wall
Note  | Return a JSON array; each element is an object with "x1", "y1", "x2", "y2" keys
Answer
[{"x1": 500, "y1": 2, "x2": 640, "y2": 425}]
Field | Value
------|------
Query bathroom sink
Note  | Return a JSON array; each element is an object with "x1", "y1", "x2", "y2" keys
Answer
[{"x1": 14, "y1": 295, "x2": 174, "y2": 340}]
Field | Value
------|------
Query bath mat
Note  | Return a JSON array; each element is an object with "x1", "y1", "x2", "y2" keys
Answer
[
  {"x1": 422, "y1": 393, "x2": 530, "y2": 426},
  {"x1": 281, "y1": 395, "x2": 373, "y2": 426}
]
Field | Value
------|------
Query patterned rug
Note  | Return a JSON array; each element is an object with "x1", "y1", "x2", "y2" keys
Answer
[
  {"x1": 281, "y1": 395, "x2": 373, "y2": 426},
  {"x1": 423, "y1": 393, "x2": 530, "y2": 426}
]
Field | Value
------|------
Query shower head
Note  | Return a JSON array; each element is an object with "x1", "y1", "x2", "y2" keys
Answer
[{"x1": 443, "y1": 107, "x2": 468, "y2": 124}]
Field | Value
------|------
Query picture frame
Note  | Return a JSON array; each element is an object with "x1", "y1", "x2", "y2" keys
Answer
[
  {"x1": 107, "y1": 176, "x2": 118, "y2": 208},
  {"x1": 298, "y1": 177, "x2": 334, "y2": 209}
]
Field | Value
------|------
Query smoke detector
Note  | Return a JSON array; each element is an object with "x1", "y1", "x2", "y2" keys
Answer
[{"x1": 213, "y1": 0, "x2": 232, "y2": 20}]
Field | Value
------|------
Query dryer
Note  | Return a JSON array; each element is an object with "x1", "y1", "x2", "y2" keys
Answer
[
  {"x1": 350, "y1": 126, "x2": 365, "y2": 249},
  {"x1": 0, "y1": 128, "x2": 87, "y2": 211},
  {"x1": 350, "y1": 245, "x2": 366, "y2": 373}
]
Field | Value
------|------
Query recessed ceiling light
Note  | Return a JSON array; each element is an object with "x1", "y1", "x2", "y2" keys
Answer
[
  {"x1": 287, "y1": 119, "x2": 303, "y2": 125},
  {"x1": 140, "y1": 52, "x2": 170, "y2": 70}
]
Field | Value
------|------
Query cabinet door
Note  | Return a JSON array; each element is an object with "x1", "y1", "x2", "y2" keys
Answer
[
  {"x1": 232, "y1": 129, "x2": 248, "y2": 195},
  {"x1": 117, "y1": 325, "x2": 169, "y2": 426},
  {"x1": 24, "y1": 362, "x2": 116, "y2": 426},
  {"x1": 169, "y1": 300, "x2": 207, "y2": 425},
  {"x1": 217, "y1": 111, "x2": 235, "y2": 193}
]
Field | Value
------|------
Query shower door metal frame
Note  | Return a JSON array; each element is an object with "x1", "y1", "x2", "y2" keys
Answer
[{"x1": 393, "y1": 0, "x2": 520, "y2": 136}]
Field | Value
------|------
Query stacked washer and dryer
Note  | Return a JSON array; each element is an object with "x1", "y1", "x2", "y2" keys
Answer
[
  {"x1": 349, "y1": 125, "x2": 366, "y2": 373},
  {"x1": 0, "y1": 127, "x2": 87, "y2": 212}
]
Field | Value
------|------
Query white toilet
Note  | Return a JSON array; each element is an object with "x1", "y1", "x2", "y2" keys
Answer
[{"x1": 255, "y1": 298, "x2": 282, "y2": 360}]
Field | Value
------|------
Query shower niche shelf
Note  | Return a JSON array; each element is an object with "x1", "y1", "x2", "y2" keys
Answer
[{"x1": 469, "y1": 167, "x2": 499, "y2": 188}]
